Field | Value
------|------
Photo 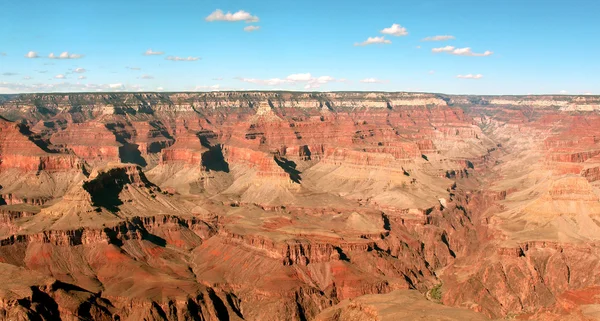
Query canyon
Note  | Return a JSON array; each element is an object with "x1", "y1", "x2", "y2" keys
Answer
[{"x1": 0, "y1": 91, "x2": 600, "y2": 320}]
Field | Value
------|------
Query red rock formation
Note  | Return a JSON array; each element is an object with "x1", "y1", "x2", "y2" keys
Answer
[
  {"x1": 50, "y1": 122, "x2": 121, "y2": 166},
  {"x1": 1, "y1": 92, "x2": 600, "y2": 320}
]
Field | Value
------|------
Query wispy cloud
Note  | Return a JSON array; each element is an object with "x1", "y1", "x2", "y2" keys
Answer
[
  {"x1": 206, "y1": 9, "x2": 259, "y2": 23},
  {"x1": 78, "y1": 75, "x2": 86, "y2": 80},
  {"x1": 55, "y1": 74, "x2": 66, "y2": 79},
  {"x1": 25, "y1": 51, "x2": 39, "y2": 58},
  {"x1": 380, "y1": 24, "x2": 408, "y2": 36},
  {"x1": 360, "y1": 78, "x2": 387, "y2": 83},
  {"x1": 166, "y1": 56, "x2": 200, "y2": 61},
  {"x1": 49, "y1": 52, "x2": 84, "y2": 59},
  {"x1": 354, "y1": 36, "x2": 392, "y2": 46},
  {"x1": 194, "y1": 84, "x2": 221, "y2": 91},
  {"x1": 23, "y1": 76, "x2": 32, "y2": 80},
  {"x1": 143, "y1": 49, "x2": 164, "y2": 56},
  {"x1": 126, "y1": 66, "x2": 141, "y2": 70},
  {"x1": 456, "y1": 74, "x2": 483, "y2": 79},
  {"x1": 0, "y1": 81, "x2": 146, "y2": 94},
  {"x1": 140, "y1": 74, "x2": 154, "y2": 79},
  {"x1": 0, "y1": 52, "x2": 6, "y2": 57},
  {"x1": 2, "y1": 72, "x2": 18, "y2": 76},
  {"x1": 244, "y1": 25, "x2": 260, "y2": 32},
  {"x1": 422, "y1": 35, "x2": 455, "y2": 41},
  {"x1": 74, "y1": 68, "x2": 86, "y2": 73},
  {"x1": 432, "y1": 46, "x2": 493, "y2": 56},
  {"x1": 236, "y1": 73, "x2": 339, "y2": 89}
]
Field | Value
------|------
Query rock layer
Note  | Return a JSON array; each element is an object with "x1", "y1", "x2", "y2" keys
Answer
[{"x1": 1, "y1": 92, "x2": 600, "y2": 320}]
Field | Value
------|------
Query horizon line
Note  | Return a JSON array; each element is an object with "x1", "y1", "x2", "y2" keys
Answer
[{"x1": 0, "y1": 90, "x2": 597, "y2": 97}]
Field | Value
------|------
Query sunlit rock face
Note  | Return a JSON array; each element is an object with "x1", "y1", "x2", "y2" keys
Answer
[{"x1": 1, "y1": 92, "x2": 600, "y2": 320}]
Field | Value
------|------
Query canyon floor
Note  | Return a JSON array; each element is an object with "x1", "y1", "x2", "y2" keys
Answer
[{"x1": 1, "y1": 92, "x2": 600, "y2": 320}]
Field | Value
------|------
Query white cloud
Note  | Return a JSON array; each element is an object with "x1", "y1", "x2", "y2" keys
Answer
[
  {"x1": 244, "y1": 25, "x2": 260, "y2": 32},
  {"x1": 432, "y1": 46, "x2": 493, "y2": 56},
  {"x1": 286, "y1": 73, "x2": 312, "y2": 82},
  {"x1": 380, "y1": 24, "x2": 408, "y2": 36},
  {"x1": 456, "y1": 74, "x2": 483, "y2": 79},
  {"x1": 428, "y1": 70, "x2": 435, "y2": 74},
  {"x1": 559, "y1": 90, "x2": 568, "y2": 94},
  {"x1": 416, "y1": 45, "x2": 421, "y2": 49},
  {"x1": 166, "y1": 56, "x2": 200, "y2": 61},
  {"x1": 140, "y1": 74, "x2": 154, "y2": 79},
  {"x1": 205, "y1": 9, "x2": 259, "y2": 23},
  {"x1": 212, "y1": 77, "x2": 224, "y2": 81},
  {"x1": 49, "y1": 52, "x2": 84, "y2": 59},
  {"x1": 143, "y1": 49, "x2": 164, "y2": 56},
  {"x1": 23, "y1": 76, "x2": 32, "y2": 80},
  {"x1": 156, "y1": 87, "x2": 164, "y2": 91},
  {"x1": 305, "y1": 76, "x2": 336, "y2": 89},
  {"x1": 194, "y1": 84, "x2": 221, "y2": 91},
  {"x1": 78, "y1": 75, "x2": 86, "y2": 79},
  {"x1": 431, "y1": 45, "x2": 455, "y2": 53},
  {"x1": 126, "y1": 66, "x2": 141, "y2": 70},
  {"x1": 237, "y1": 73, "x2": 338, "y2": 89},
  {"x1": 422, "y1": 35, "x2": 455, "y2": 41},
  {"x1": 0, "y1": 81, "x2": 146, "y2": 94},
  {"x1": 74, "y1": 68, "x2": 86, "y2": 73},
  {"x1": 354, "y1": 36, "x2": 392, "y2": 46},
  {"x1": 55, "y1": 74, "x2": 65, "y2": 79},
  {"x1": 2, "y1": 72, "x2": 18, "y2": 76},
  {"x1": 360, "y1": 78, "x2": 386, "y2": 83},
  {"x1": 25, "y1": 51, "x2": 39, "y2": 58}
]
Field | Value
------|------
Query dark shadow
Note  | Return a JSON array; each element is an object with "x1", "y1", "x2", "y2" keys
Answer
[
  {"x1": 441, "y1": 233, "x2": 457, "y2": 258},
  {"x1": 207, "y1": 289, "x2": 230, "y2": 321},
  {"x1": 103, "y1": 228, "x2": 124, "y2": 246},
  {"x1": 202, "y1": 145, "x2": 230, "y2": 173},
  {"x1": 151, "y1": 302, "x2": 169, "y2": 320},
  {"x1": 295, "y1": 292, "x2": 308, "y2": 321},
  {"x1": 30, "y1": 287, "x2": 61, "y2": 320},
  {"x1": 143, "y1": 233, "x2": 167, "y2": 247},
  {"x1": 185, "y1": 298, "x2": 203, "y2": 321},
  {"x1": 104, "y1": 123, "x2": 148, "y2": 166},
  {"x1": 50, "y1": 280, "x2": 90, "y2": 293},
  {"x1": 83, "y1": 169, "x2": 128, "y2": 212},
  {"x1": 198, "y1": 130, "x2": 218, "y2": 148},
  {"x1": 225, "y1": 293, "x2": 244, "y2": 319},
  {"x1": 402, "y1": 273, "x2": 417, "y2": 290},
  {"x1": 17, "y1": 123, "x2": 55, "y2": 153},
  {"x1": 334, "y1": 247, "x2": 350, "y2": 262},
  {"x1": 119, "y1": 143, "x2": 148, "y2": 167},
  {"x1": 299, "y1": 145, "x2": 311, "y2": 160},
  {"x1": 274, "y1": 157, "x2": 301, "y2": 183},
  {"x1": 381, "y1": 213, "x2": 391, "y2": 231}
]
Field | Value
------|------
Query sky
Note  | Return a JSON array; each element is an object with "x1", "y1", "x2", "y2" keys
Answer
[{"x1": 0, "y1": 0, "x2": 599, "y2": 95}]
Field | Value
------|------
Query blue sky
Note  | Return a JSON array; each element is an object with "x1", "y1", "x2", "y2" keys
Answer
[{"x1": 0, "y1": 0, "x2": 598, "y2": 94}]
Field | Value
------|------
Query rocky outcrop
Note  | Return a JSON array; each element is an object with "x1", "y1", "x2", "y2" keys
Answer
[{"x1": 2, "y1": 92, "x2": 600, "y2": 320}]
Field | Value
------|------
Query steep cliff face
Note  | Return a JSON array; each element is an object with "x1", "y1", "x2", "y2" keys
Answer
[{"x1": 1, "y1": 92, "x2": 600, "y2": 320}]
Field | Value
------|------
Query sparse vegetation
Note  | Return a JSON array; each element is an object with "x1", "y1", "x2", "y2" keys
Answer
[{"x1": 429, "y1": 283, "x2": 443, "y2": 302}]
